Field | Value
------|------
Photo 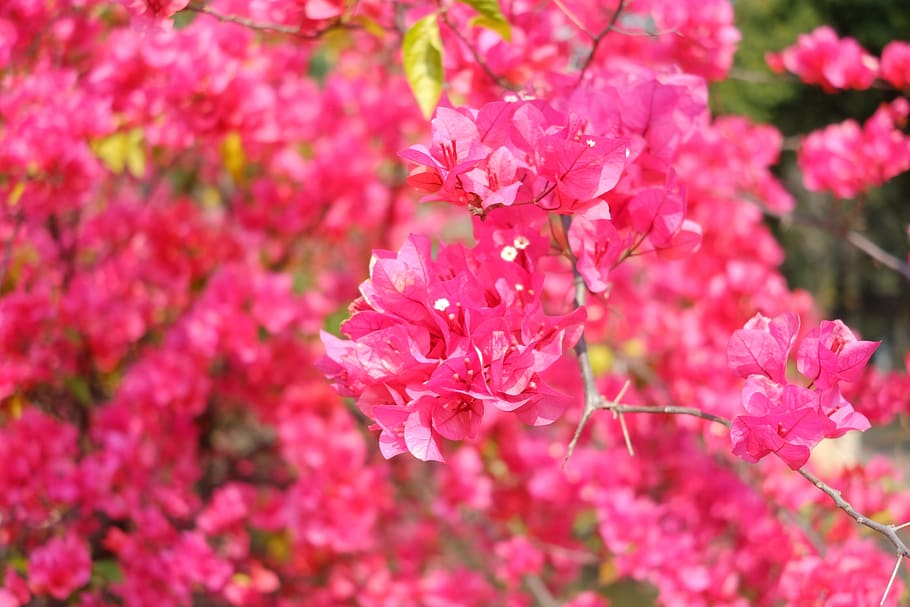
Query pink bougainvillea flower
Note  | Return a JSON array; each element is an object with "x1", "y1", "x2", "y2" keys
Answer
[
  {"x1": 881, "y1": 41, "x2": 910, "y2": 90},
  {"x1": 727, "y1": 312, "x2": 799, "y2": 384},
  {"x1": 797, "y1": 319, "x2": 880, "y2": 389},
  {"x1": 799, "y1": 99, "x2": 910, "y2": 198},
  {"x1": 767, "y1": 26, "x2": 879, "y2": 91},
  {"x1": 28, "y1": 533, "x2": 91, "y2": 600},
  {"x1": 118, "y1": 0, "x2": 189, "y2": 18},
  {"x1": 728, "y1": 314, "x2": 875, "y2": 469},
  {"x1": 319, "y1": 233, "x2": 584, "y2": 461}
]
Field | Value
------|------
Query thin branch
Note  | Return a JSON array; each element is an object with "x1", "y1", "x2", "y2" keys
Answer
[
  {"x1": 575, "y1": 0, "x2": 626, "y2": 80},
  {"x1": 185, "y1": 2, "x2": 359, "y2": 39},
  {"x1": 0, "y1": 211, "x2": 23, "y2": 290},
  {"x1": 561, "y1": 215, "x2": 605, "y2": 465},
  {"x1": 611, "y1": 380, "x2": 634, "y2": 456},
  {"x1": 881, "y1": 554, "x2": 903, "y2": 607},
  {"x1": 845, "y1": 230, "x2": 910, "y2": 282},
  {"x1": 524, "y1": 573, "x2": 559, "y2": 607},
  {"x1": 597, "y1": 402, "x2": 732, "y2": 428},
  {"x1": 760, "y1": 204, "x2": 910, "y2": 284},
  {"x1": 797, "y1": 467, "x2": 910, "y2": 559},
  {"x1": 552, "y1": 0, "x2": 591, "y2": 37},
  {"x1": 438, "y1": 12, "x2": 521, "y2": 92}
]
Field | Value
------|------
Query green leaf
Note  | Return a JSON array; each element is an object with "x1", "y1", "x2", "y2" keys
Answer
[
  {"x1": 468, "y1": 15, "x2": 512, "y2": 42},
  {"x1": 402, "y1": 13, "x2": 443, "y2": 119},
  {"x1": 65, "y1": 375, "x2": 93, "y2": 406},
  {"x1": 90, "y1": 128, "x2": 146, "y2": 177},
  {"x1": 91, "y1": 559, "x2": 124, "y2": 584},
  {"x1": 220, "y1": 131, "x2": 246, "y2": 184},
  {"x1": 459, "y1": 0, "x2": 511, "y2": 41}
]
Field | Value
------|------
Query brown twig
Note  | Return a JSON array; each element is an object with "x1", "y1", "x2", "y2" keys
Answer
[
  {"x1": 574, "y1": 0, "x2": 626, "y2": 80},
  {"x1": 761, "y1": 204, "x2": 910, "y2": 284},
  {"x1": 596, "y1": 402, "x2": 732, "y2": 428},
  {"x1": 0, "y1": 211, "x2": 23, "y2": 290},
  {"x1": 561, "y1": 215, "x2": 606, "y2": 465},
  {"x1": 797, "y1": 466, "x2": 910, "y2": 560},
  {"x1": 524, "y1": 573, "x2": 558, "y2": 607},
  {"x1": 438, "y1": 11, "x2": 521, "y2": 92},
  {"x1": 552, "y1": 0, "x2": 591, "y2": 37},
  {"x1": 746, "y1": 187, "x2": 910, "y2": 281},
  {"x1": 845, "y1": 230, "x2": 910, "y2": 283},
  {"x1": 185, "y1": 2, "x2": 360, "y2": 39}
]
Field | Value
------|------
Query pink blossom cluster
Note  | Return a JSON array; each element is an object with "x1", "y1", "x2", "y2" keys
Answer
[
  {"x1": 727, "y1": 312, "x2": 878, "y2": 469},
  {"x1": 882, "y1": 41, "x2": 910, "y2": 89},
  {"x1": 321, "y1": 232, "x2": 584, "y2": 461},
  {"x1": 443, "y1": 0, "x2": 740, "y2": 94},
  {"x1": 401, "y1": 101, "x2": 629, "y2": 215},
  {"x1": 766, "y1": 26, "x2": 879, "y2": 91},
  {"x1": 798, "y1": 98, "x2": 910, "y2": 198},
  {"x1": 402, "y1": 72, "x2": 706, "y2": 218}
]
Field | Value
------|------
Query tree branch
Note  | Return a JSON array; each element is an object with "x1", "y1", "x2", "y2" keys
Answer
[
  {"x1": 761, "y1": 204, "x2": 910, "y2": 284},
  {"x1": 524, "y1": 573, "x2": 558, "y2": 607},
  {"x1": 845, "y1": 230, "x2": 910, "y2": 283},
  {"x1": 596, "y1": 402, "x2": 732, "y2": 428},
  {"x1": 575, "y1": 0, "x2": 626, "y2": 80},
  {"x1": 438, "y1": 11, "x2": 521, "y2": 92},
  {"x1": 797, "y1": 466, "x2": 910, "y2": 559},
  {"x1": 185, "y1": 2, "x2": 360, "y2": 39},
  {"x1": 0, "y1": 211, "x2": 23, "y2": 291},
  {"x1": 561, "y1": 215, "x2": 608, "y2": 464}
]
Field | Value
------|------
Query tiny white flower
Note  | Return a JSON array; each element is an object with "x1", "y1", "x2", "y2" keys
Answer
[
  {"x1": 500, "y1": 245, "x2": 518, "y2": 262},
  {"x1": 434, "y1": 298, "x2": 450, "y2": 311},
  {"x1": 513, "y1": 235, "x2": 530, "y2": 250},
  {"x1": 586, "y1": 138, "x2": 596, "y2": 148}
]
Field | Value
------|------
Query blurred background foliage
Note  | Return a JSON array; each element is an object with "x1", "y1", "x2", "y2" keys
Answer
[{"x1": 711, "y1": 0, "x2": 910, "y2": 367}]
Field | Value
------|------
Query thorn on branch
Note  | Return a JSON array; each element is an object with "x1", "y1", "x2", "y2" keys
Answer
[{"x1": 881, "y1": 554, "x2": 903, "y2": 607}]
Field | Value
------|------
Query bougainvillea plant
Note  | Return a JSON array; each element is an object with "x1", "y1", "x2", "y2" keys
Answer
[{"x1": 2, "y1": 1, "x2": 910, "y2": 606}]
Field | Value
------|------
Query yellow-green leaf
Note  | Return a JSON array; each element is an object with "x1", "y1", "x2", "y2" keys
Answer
[
  {"x1": 221, "y1": 131, "x2": 246, "y2": 184},
  {"x1": 7, "y1": 182, "x2": 25, "y2": 206},
  {"x1": 460, "y1": 0, "x2": 511, "y2": 41},
  {"x1": 402, "y1": 13, "x2": 443, "y2": 119},
  {"x1": 351, "y1": 14, "x2": 386, "y2": 39},
  {"x1": 91, "y1": 128, "x2": 146, "y2": 177},
  {"x1": 468, "y1": 14, "x2": 512, "y2": 42},
  {"x1": 588, "y1": 344, "x2": 614, "y2": 376}
]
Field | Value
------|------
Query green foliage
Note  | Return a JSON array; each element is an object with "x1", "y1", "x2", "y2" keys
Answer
[
  {"x1": 403, "y1": 13, "x2": 444, "y2": 119},
  {"x1": 459, "y1": 0, "x2": 512, "y2": 41}
]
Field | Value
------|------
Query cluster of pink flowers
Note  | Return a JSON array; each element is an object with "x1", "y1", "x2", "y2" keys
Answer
[
  {"x1": 402, "y1": 72, "x2": 707, "y2": 218},
  {"x1": 766, "y1": 26, "x2": 880, "y2": 91},
  {"x1": 768, "y1": 26, "x2": 910, "y2": 94},
  {"x1": 799, "y1": 98, "x2": 910, "y2": 198},
  {"x1": 320, "y1": 231, "x2": 584, "y2": 461},
  {"x1": 727, "y1": 312, "x2": 878, "y2": 469}
]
